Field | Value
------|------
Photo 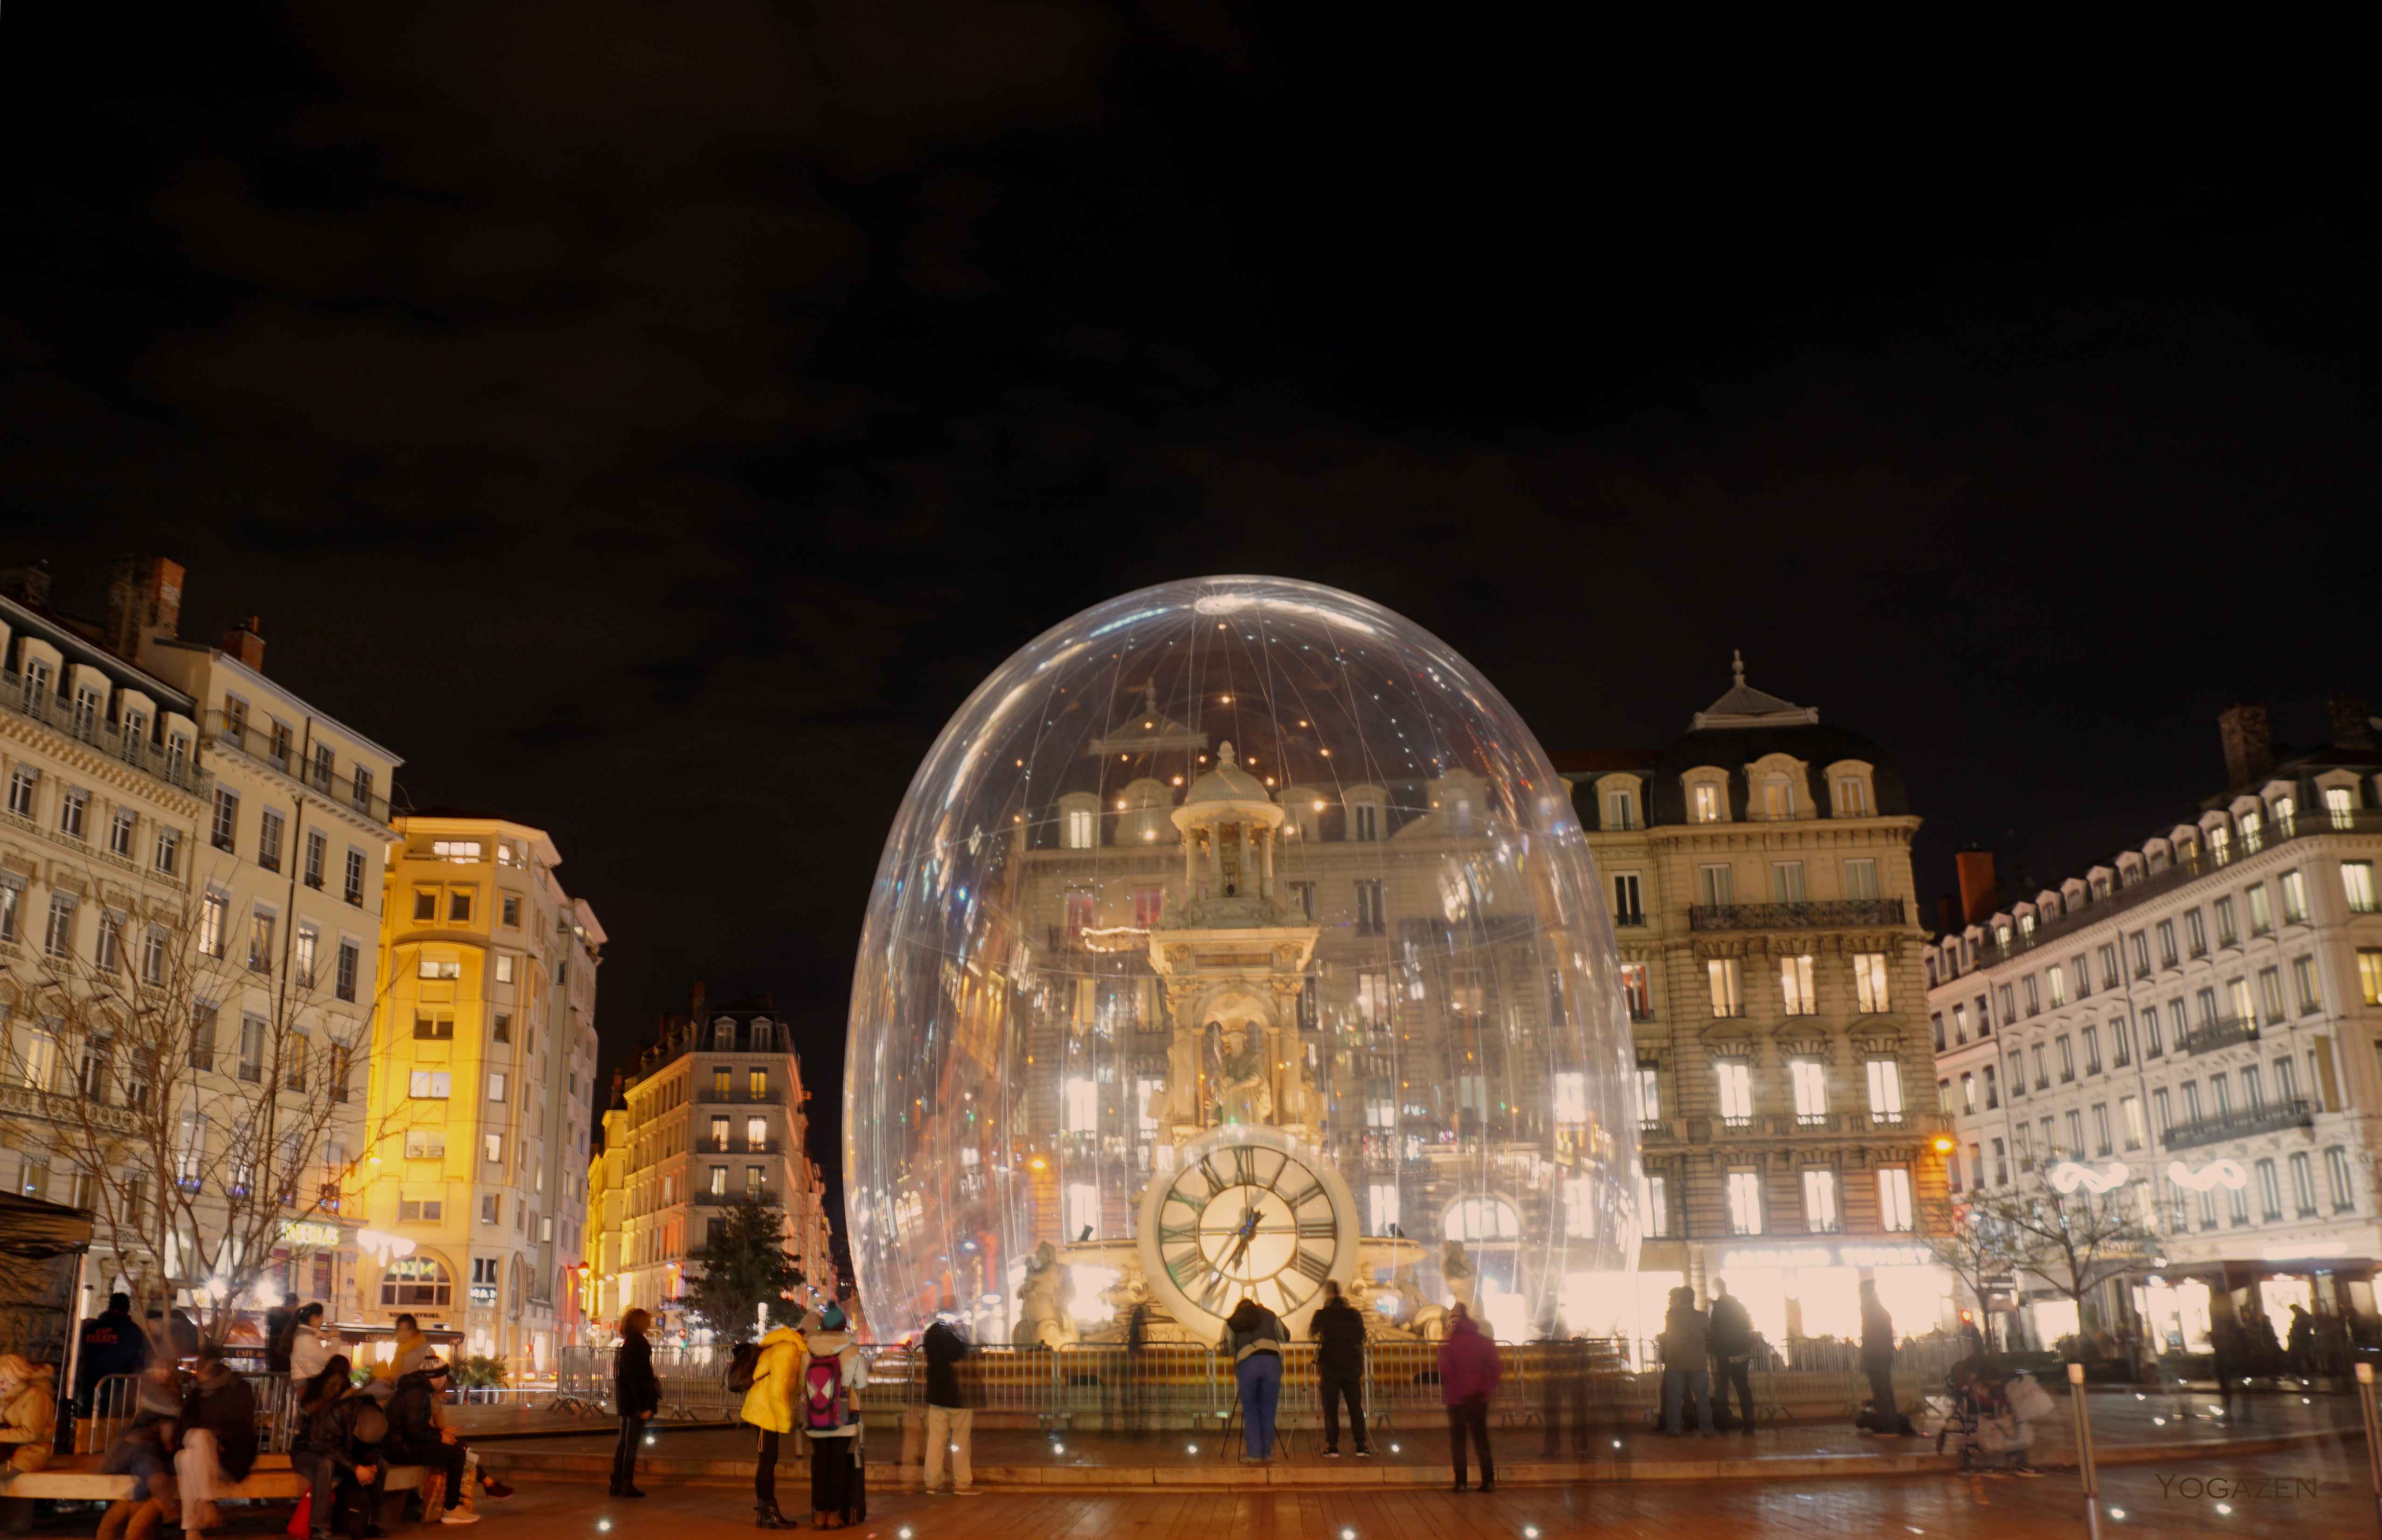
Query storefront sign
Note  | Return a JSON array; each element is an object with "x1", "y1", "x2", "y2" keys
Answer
[
  {"x1": 2166, "y1": 1158, "x2": 2248, "y2": 1191},
  {"x1": 470, "y1": 1285, "x2": 497, "y2": 1305},
  {"x1": 276, "y1": 1221, "x2": 344, "y2": 1249},
  {"x1": 2049, "y1": 1160, "x2": 2130, "y2": 1195}
]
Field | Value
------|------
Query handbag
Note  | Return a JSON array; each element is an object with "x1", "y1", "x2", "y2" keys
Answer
[
  {"x1": 1973, "y1": 1414, "x2": 2034, "y2": 1454},
  {"x1": 2005, "y1": 1373, "x2": 2055, "y2": 1423}
]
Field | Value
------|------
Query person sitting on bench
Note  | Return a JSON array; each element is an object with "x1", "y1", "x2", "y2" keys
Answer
[
  {"x1": 385, "y1": 1359, "x2": 512, "y2": 1523},
  {"x1": 291, "y1": 1357, "x2": 386, "y2": 1540},
  {"x1": 174, "y1": 1348, "x2": 259, "y2": 1536}
]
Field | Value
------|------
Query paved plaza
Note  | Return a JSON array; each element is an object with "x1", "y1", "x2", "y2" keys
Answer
[{"x1": 314, "y1": 1437, "x2": 2377, "y2": 1538}]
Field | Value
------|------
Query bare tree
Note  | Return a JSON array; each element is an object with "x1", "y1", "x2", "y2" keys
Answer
[
  {"x1": 1, "y1": 878, "x2": 397, "y2": 1350},
  {"x1": 1961, "y1": 1178, "x2": 2153, "y2": 1349},
  {"x1": 1913, "y1": 1193, "x2": 2022, "y2": 1350}
]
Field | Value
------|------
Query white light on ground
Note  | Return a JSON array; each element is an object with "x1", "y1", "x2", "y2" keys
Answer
[
  {"x1": 596, "y1": 1524, "x2": 611, "y2": 1534},
  {"x1": 1389, "y1": 1443, "x2": 1401, "y2": 1453},
  {"x1": 1052, "y1": 1444, "x2": 1066, "y2": 1455},
  {"x1": 1342, "y1": 1529, "x2": 1356, "y2": 1540},
  {"x1": 1186, "y1": 1444, "x2": 1199, "y2": 1454},
  {"x1": 2111, "y1": 1510, "x2": 2127, "y2": 1521},
  {"x1": 1612, "y1": 1439, "x2": 1623, "y2": 1449},
  {"x1": 1525, "y1": 1528, "x2": 1541, "y2": 1539},
  {"x1": 2151, "y1": 1416, "x2": 2165, "y2": 1426},
  {"x1": 900, "y1": 1530, "x2": 914, "y2": 1540},
  {"x1": 643, "y1": 1435, "x2": 655, "y2": 1445},
  {"x1": 2216, "y1": 1503, "x2": 2232, "y2": 1516}
]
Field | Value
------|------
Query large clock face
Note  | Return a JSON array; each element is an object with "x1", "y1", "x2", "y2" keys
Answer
[{"x1": 1137, "y1": 1128, "x2": 1359, "y2": 1329}]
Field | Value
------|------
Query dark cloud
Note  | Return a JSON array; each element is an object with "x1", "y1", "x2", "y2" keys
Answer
[{"x1": 5, "y1": 7, "x2": 2380, "y2": 1233}]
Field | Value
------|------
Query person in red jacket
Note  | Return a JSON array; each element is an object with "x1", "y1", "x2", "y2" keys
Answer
[{"x1": 1436, "y1": 1305, "x2": 1502, "y2": 1492}]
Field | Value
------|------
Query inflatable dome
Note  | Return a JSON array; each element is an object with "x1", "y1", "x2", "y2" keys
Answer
[{"x1": 845, "y1": 577, "x2": 1640, "y2": 1345}]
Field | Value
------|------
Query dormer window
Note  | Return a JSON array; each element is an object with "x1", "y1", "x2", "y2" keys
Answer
[
  {"x1": 1607, "y1": 789, "x2": 1637, "y2": 830},
  {"x1": 1351, "y1": 801, "x2": 1380, "y2": 841},
  {"x1": 1762, "y1": 776, "x2": 1796, "y2": 819},
  {"x1": 1691, "y1": 783, "x2": 1721, "y2": 824}
]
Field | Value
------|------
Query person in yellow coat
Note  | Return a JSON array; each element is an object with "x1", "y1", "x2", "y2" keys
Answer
[{"x1": 739, "y1": 1324, "x2": 806, "y2": 1530}]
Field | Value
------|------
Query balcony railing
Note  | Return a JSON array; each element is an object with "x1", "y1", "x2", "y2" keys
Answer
[
  {"x1": 2164, "y1": 1099, "x2": 2313, "y2": 1152},
  {"x1": 2179, "y1": 1015, "x2": 2260, "y2": 1057},
  {"x1": 1968, "y1": 809, "x2": 2382, "y2": 969},
  {"x1": 1688, "y1": 898, "x2": 1907, "y2": 932},
  {"x1": 2, "y1": 670, "x2": 212, "y2": 799},
  {"x1": 202, "y1": 712, "x2": 394, "y2": 825}
]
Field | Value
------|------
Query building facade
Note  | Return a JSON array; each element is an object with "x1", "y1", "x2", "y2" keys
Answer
[
  {"x1": 1558, "y1": 659, "x2": 1954, "y2": 1353},
  {"x1": 1929, "y1": 701, "x2": 2382, "y2": 1365},
  {"x1": 1, "y1": 557, "x2": 400, "y2": 1324},
  {"x1": 587, "y1": 986, "x2": 834, "y2": 1341},
  {"x1": 363, "y1": 813, "x2": 603, "y2": 1370}
]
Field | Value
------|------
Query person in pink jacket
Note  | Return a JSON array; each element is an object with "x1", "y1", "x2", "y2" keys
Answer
[{"x1": 1436, "y1": 1305, "x2": 1502, "y2": 1492}]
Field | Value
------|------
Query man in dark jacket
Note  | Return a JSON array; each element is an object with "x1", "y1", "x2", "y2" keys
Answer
[
  {"x1": 1658, "y1": 1286, "x2": 1713, "y2": 1435},
  {"x1": 173, "y1": 1348, "x2": 258, "y2": 1535},
  {"x1": 610, "y1": 1309, "x2": 659, "y2": 1498},
  {"x1": 293, "y1": 1386, "x2": 386, "y2": 1540},
  {"x1": 1310, "y1": 1280, "x2": 1369, "y2": 1456},
  {"x1": 263, "y1": 1295, "x2": 298, "y2": 1374},
  {"x1": 1858, "y1": 1280, "x2": 1904, "y2": 1434},
  {"x1": 922, "y1": 1316, "x2": 977, "y2": 1494},
  {"x1": 1708, "y1": 1282, "x2": 1757, "y2": 1435},
  {"x1": 76, "y1": 1292, "x2": 152, "y2": 1413}
]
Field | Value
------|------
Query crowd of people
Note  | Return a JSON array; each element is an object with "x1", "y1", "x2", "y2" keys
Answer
[{"x1": 32, "y1": 1293, "x2": 517, "y2": 1540}]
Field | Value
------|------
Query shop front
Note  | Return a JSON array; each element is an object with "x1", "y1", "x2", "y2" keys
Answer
[
  {"x1": 1707, "y1": 1243, "x2": 1954, "y2": 1361},
  {"x1": 2135, "y1": 1246, "x2": 2381, "y2": 1374}
]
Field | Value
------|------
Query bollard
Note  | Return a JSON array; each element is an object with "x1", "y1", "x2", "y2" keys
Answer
[
  {"x1": 2357, "y1": 1362, "x2": 2382, "y2": 1534},
  {"x1": 2069, "y1": 1361, "x2": 2101, "y2": 1540}
]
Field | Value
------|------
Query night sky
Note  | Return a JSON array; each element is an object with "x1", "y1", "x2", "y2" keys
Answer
[{"x1": 6, "y1": 9, "x2": 2378, "y2": 1233}]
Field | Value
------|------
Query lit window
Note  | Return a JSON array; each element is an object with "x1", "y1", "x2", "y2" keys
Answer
[
  {"x1": 1707, "y1": 958, "x2": 1742, "y2": 1018},
  {"x1": 1802, "y1": 1169, "x2": 1839, "y2": 1232},
  {"x1": 1779, "y1": 954, "x2": 1816, "y2": 1016},
  {"x1": 1834, "y1": 775, "x2": 1870, "y2": 816},
  {"x1": 1715, "y1": 1061, "x2": 1753, "y2": 1126},
  {"x1": 1865, "y1": 1059, "x2": 1904, "y2": 1122},
  {"x1": 1063, "y1": 1077, "x2": 1098, "y2": 1133},
  {"x1": 1064, "y1": 1182, "x2": 1099, "y2": 1238},
  {"x1": 1692, "y1": 783, "x2": 1721, "y2": 824},
  {"x1": 1553, "y1": 1071, "x2": 1587, "y2": 1124},
  {"x1": 1877, "y1": 1168, "x2": 1914, "y2": 1231},
  {"x1": 2347, "y1": 862, "x2": 2378, "y2": 913},
  {"x1": 1790, "y1": 1059, "x2": 1827, "y2": 1123},
  {"x1": 1726, "y1": 1170, "x2": 1762, "y2": 1235},
  {"x1": 1852, "y1": 953, "x2": 1890, "y2": 1013}
]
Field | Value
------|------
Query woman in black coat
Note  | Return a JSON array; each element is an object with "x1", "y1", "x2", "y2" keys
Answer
[{"x1": 611, "y1": 1310, "x2": 661, "y2": 1498}]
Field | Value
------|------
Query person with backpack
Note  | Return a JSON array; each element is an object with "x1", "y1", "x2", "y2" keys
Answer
[
  {"x1": 611, "y1": 1308, "x2": 660, "y2": 1498},
  {"x1": 1708, "y1": 1280, "x2": 1757, "y2": 1435},
  {"x1": 921, "y1": 1314, "x2": 978, "y2": 1496},
  {"x1": 736, "y1": 1321, "x2": 807, "y2": 1529},
  {"x1": 1310, "y1": 1280, "x2": 1369, "y2": 1457},
  {"x1": 799, "y1": 1305, "x2": 867, "y2": 1529}
]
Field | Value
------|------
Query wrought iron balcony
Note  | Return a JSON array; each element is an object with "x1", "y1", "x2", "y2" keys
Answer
[
  {"x1": 2179, "y1": 1016, "x2": 2259, "y2": 1057},
  {"x1": 1688, "y1": 898, "x2": 1907, "y2": 932},
  {"x1": 3, "y1": 669, "x2": 212, "y2": 799},
  {"x1": 2164, "y1": 1099, "x2": 2313, "y2": 1151},
  {"x1": 202, "y1": 711, "x2": 394, "y2": 825}
]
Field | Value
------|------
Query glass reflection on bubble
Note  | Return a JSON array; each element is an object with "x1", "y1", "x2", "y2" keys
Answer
[{"x1": 846, "y1": 576, "x2": 1639, "y2": 1344}]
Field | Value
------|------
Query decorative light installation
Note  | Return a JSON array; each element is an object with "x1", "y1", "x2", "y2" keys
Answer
[{"x1": 846, "y1": 577, "x2": 1638, "y2": 1343}]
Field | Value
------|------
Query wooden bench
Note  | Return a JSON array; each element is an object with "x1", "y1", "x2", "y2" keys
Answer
[{"x1": 1, "y1": 1454, "x2": 425, "y2": 1504}]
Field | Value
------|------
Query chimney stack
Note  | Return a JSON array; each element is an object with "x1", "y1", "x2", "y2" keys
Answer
[
  {"x1": 2218, "y1": 703, "x2": 2273, "y2": 787},
  {"x1": 105, "y1": 556, "x2": 184, "y2": 660},
  {"x1": 220, "y1": 616, "x2": 266, "y2": 672},
  {"x1": 0, "y1": 561, "x2": 53, "y2": 608},
  {"x1": 690, "y1": 979, "x2": 708, "y2": 1020},
  {"x1": 1937, "y1": 893, "x2": 1962, "y2": 935},
  {"x1": 2328, "y1": 695, "x2": 2376, "y2": 750},
  {"x1": 1955, "y1": 849, "x2": 1997, "y2": 926}
]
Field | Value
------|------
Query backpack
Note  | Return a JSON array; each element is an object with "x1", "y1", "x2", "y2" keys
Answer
[
  {"x1": 727, "y1": 1342, "x2": 763, "y2": 1394},
  {"x1": 802, "y1": 1351, "x2": 846, "y2": 1431}
]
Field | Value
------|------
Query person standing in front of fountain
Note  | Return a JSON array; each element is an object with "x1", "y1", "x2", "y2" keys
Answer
[
  {"x1": 1222, "y1": 1298, "x2": 1286, "y2": 1463},
  {"x1": 1311, "y1": 1281, "x2": 1370, "y2": 1457},
  {"x1": 1438, "y1": 1303, "x2": 1501, "y2": 1492}
]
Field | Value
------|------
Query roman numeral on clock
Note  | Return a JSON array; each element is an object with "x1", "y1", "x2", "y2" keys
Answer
[
  {"x1": 1197, "y1": 1272, "x2": 1232, "y2": 1313},
  {"x1": 1281, "y1": 1181, "x2": 1323, "y2": 1211},
  {"x1": 1166, "y1": 1251, "x2": 1205, "y2": 1289},
  {"x1": 1296, "y1": 1215, "x2": 1338, "y2": 1239},
  {"x1": 1229, "y1": 1145, "x2": 1258, "y2": 1187},
  {"x1": 1292, "y1": 1246, "x2": 1332, "y2": 1283},
  {"x1": 1159, "y1": 1217, "x2": 1199, "y2": 1247}
]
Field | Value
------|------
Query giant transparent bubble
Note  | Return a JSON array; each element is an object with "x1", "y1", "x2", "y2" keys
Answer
[{"x1": 845, "y1": 577, "x2": 1639, "y2": 1346}]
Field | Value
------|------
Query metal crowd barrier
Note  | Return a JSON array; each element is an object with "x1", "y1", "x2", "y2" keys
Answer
[
  {"x1": 544, "y1": 1336, "x2": 1975, "y2": 1431},
  {"x1": 77, "y1": 1371, "x2": 303, "y2": 1456}
]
